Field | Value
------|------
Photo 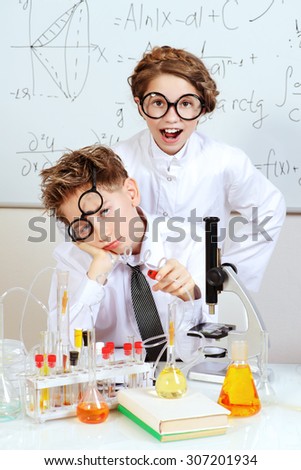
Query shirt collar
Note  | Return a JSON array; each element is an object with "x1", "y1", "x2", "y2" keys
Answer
[{"x1": 150, "y1": 133, "x2": 189, "y2": 164}]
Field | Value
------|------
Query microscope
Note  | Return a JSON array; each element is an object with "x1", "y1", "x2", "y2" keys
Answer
[{"x1": 187, "y1": 216, "x2": 266, "y2": 383}]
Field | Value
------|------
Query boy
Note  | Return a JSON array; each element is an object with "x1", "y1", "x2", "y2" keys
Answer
[
  {"x1": 113, "y1": 45, "x2": 286, "y2": 292},
  {"x1": 40, "y1": 145, "x2": 208, "y2": 362}
]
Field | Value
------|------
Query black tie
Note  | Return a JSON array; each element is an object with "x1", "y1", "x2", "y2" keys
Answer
[{"x1": 128, "y1": 264, "x2": 167, "y2": 362}]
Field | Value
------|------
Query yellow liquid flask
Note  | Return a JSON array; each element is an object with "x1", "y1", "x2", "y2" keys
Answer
[
  {"x1": 155, "y1": 302, "x2": 187, "y2": 399},
  {"x1": 76, "y1": 329, "x2": 109, "y2": 424},
  {"x1": 218, "y1": 340, "x2": 261, "y2": 417}
]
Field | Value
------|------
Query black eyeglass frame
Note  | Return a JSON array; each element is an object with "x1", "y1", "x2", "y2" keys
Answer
[
  {"x1": 140, "y1": 92, "x2": 204, "y2": 121},
  {"x1": 68, "y1": 167, "x2": 104, "y2": 242}
]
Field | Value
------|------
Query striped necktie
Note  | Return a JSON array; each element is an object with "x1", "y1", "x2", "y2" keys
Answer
[{"x1": 128, "y1": 264, "x2": 167, "y2": 362}]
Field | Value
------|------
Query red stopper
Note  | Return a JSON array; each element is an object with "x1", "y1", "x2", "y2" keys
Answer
[{"x1": 147, "y1": 269, "x2": 158, "y2": 280}]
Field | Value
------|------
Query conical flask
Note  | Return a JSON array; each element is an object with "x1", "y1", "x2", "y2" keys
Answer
[
  {"x1": 0, "y1": 301, "x2": 21, "y2": 421},
  {"x1": 155, "y1": 302, "x2": 187, "y2": 399},
  {"x1": 76, "y1": 329, "x2": 109, "y2": 424},
  {"x1": 218, "y1": 340, "x2": 261, "y2": 417}
]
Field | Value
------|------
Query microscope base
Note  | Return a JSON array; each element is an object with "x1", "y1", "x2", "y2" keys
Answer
[{"x1": 188, "y1": 360, "x2": 229, "y2": 384}]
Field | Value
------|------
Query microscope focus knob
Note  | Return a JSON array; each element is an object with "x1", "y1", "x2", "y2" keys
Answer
[{"x1": 207, "y1": 267, "x2": 227, "y2": 288}]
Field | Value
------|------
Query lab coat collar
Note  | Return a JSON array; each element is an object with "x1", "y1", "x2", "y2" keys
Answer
[{"x1": 150, "y1": 133, "x2": 189, "y2": 164}]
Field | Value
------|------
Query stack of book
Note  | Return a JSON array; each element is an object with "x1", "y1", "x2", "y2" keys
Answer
[{"x1": 117, "y1": 387, "x2": 230, "y2": 442}]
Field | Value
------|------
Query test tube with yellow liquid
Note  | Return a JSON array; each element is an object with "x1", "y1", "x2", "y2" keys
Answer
[
  {"x1": 155, "y1": 302, "x2": 187, "y2": 399},
  {"x1": 39, "y1": 331, "x2": 53, "y2": 411},
  {"x1": 56, "y1": 271, "x2": 70, "y2": 374}
]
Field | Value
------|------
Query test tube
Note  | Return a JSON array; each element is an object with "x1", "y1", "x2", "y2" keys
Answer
[
  {"x1": 105, "y1": 341, "x2": 115, "y2": 364},
  {"x1": 123, "y1": 343, "x2": 137, "y2": 388},
  {"x1": 101, "y1": 346, "x2": 111, "y2": 368},
  {"x1": 35, "y1": 354, "x2": 44, "y2": 377},
  {"x1": 34, "y1": 354, "x2": 49, "y2": 411},
  {"x1": 101, "y1": 346, "x2": 115, "y2": 399},
  {"x1": 134, "y1": 341, "x2": 144, "y2": 364},
  {"x1": 57, "y1": 271, "x2": 70, "y2": 373},
  {"x1": 69, "y1": 350, "x2": 80, "y2": 405},
  {"x1": 123, "y1": 342, "x2": 133, "y2": 362},
  {"x1": 47, "y1": 354, "x2": 57, "y2": 375},
  {"x1": 74, "y1": 329, "x2": 83, "y2": 368},
  {"x1": 134, "y1": 341, "x2": 144, "y2": 387},
  {"x1": 95, "y1": 341, "x2": 105, "y2": 367},
  {"x1": 47, "y1": 354, "x2": 57, "y2": 409},
  {"x1": 81, "y1": 330, "x2": 92, "y2": 369}
]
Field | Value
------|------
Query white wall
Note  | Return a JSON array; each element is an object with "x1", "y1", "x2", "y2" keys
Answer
[{"x1": 1, "y1": 208, "x2": 300, "y2": 362}]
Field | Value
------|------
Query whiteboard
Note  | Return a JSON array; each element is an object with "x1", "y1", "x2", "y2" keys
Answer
[{"x1": 1, "y1": 0, "x2": 301, "y2": 211}]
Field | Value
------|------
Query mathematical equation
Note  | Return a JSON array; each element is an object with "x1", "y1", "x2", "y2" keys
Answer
[
  {"x1": 255, "y1": 148, "x2": 301, "y2": 186},
  {"x1": 4, "y1": 0, "x2": 301, "y2": 209},
  {"x1": 17, "y1": 131, "x2": 120, "y2": 176}
]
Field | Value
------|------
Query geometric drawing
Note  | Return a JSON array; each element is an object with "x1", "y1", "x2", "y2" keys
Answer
[{"x1": 31, "y1": 0, "x2": 90, "y2": 100}]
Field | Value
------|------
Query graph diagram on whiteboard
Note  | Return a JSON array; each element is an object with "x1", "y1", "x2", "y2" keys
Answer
[{"x1": 28, "y1": 0, "x2": 91, "y2": 100}]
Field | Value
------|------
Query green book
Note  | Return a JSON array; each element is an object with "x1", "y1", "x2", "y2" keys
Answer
[{"x1": 118, "y1": 404, "x2": 228, "y2": 442}]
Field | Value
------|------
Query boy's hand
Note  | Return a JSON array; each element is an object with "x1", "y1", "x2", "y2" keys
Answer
[
  {"x1": 151, "y1": 258, "x2": 201, "y2": 302},
  {"x1": 75, "y1": 242, "x2": 118, "y2": 284}
]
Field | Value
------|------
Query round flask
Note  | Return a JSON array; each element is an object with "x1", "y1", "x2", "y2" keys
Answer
[{"x1": 155, "y1": 302, "x2": 187, "y2": 399}]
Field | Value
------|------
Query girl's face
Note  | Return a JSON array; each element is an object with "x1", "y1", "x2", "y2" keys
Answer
[{"x1": 135, "y1": 74, "x2": 200, "y2": 155}]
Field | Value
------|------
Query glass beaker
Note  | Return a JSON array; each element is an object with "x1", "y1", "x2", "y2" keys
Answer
[
  {"x1": 0, "y1": 301, "x2": 21, "y2": 421},
  {"x1": 155, "y1": 302, "x2": 187, "y2": 399},
  {"x1": 0, "y1": 368, "x2": 21, "y2": 421}
]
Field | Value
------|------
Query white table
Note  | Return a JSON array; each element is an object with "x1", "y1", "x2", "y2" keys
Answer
[{"x1": 1, "y1": 364, "x2": 301, "y2": 450}]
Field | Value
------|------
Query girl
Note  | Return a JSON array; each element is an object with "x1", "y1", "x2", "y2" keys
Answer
[{"x1": 113, "y1": 46, "x2": 286, "y2": 292}]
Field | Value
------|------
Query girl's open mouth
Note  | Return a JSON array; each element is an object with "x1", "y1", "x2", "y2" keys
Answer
[{"x1": 160, "y1": 128, "x2": 182, "y2": 140}]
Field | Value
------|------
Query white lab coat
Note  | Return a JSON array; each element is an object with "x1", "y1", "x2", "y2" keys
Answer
[{"x1": 113, "y1": 129, "x2": 286, "y2": 292}]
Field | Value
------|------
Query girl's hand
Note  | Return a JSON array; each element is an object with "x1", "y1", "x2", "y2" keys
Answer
[
  {"x1": 75, "y1": 242, "x2": 119, "y2": 284},
  {"x1": 151, "y1": 258, "x2": 201, "y2": 302}
]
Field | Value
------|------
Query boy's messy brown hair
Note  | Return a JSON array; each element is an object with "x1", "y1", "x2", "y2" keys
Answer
[
  {"x1": 128, "y1": 45, "x2": 219, "y2": 114},
  {"x1": 40, "y1": 145, "x2": 128, "y2": 221}
]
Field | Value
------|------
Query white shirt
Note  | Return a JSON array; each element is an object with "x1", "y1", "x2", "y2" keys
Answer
[
  {"x1": 113, "y1": 130, "x2": 286, "y2": 292},
  {"x1": 48, "y1": 214, "x2": 210, "y2": 362}
]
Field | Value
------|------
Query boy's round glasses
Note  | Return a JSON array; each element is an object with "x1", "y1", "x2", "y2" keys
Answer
[
  {"x1": 140, "y1": 92, "x2": 203, "y2": 120},
  {"x1": 68, "y1": 167, "x2": 103, "y2": 242}
]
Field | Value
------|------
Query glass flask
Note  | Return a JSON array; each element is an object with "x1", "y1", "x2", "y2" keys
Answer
[
  {"x1": 218, "y1": 340, "x2": 261, "y2": 417},
  {"x1": 0, "y1": 367, "x2": 21, "y2": 421},
  {"x1": 0, "y1": 301, "x2": 21, "y2": 421},
  {"x1": 155, "y1": 302, "x2": 187, "y2": 399},
  {"x1": 256, "y1": 330, "x2": 276, "y2": 405},
  {"x1": 76, "y1": 329, "x2": 109, "y2": 424}
]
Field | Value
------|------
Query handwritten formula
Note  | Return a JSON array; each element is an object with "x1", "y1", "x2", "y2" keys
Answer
[{"x1": 1, "y1": 0, "x2": 300, "y2": 210}]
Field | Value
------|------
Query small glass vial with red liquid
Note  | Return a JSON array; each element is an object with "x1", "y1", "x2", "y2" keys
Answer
[
  {"x1": 134, "y1": 341, "x2": 144, "y2": 364},
  {"x1": 123, "y1": 342, "x2": 133, "y2": 362},
  {"x1": 218, "y1": 340, "x2": 261, "y2": 417}
]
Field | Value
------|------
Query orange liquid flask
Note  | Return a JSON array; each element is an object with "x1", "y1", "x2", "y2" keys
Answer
[
  {"x1": 76, "y1": 328, "x2": 109, "y2": 424},
  {"x1": 218, "y1": 340, "x2": 261, "y2": 417},
  {"x1": 77, "y1": 384, "x2": 109, "y2": 424}
]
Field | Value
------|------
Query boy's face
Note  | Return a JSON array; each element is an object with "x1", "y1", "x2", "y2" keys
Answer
[
  {"x1": 60, "y1": 178, "x2": 144, "y2": 254},
  {"x1": 136, "y1": 74, "x2": 200, "y2": 155}
]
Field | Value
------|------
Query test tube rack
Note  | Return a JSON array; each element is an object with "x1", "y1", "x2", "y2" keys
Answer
[{"x1": 20, "y1": 361, "x2": 152, "y2": 423}]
